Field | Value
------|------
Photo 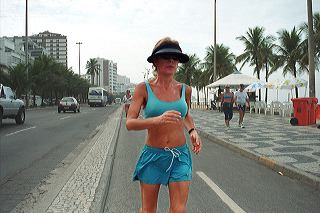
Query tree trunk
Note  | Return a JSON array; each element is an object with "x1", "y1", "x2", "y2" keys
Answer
[
  {"x1": 293, "y1": 66, "x2": 298, "y2": 98},
  {"x1": 197, "y1": 88, "x2": 200, "y2": 105},
  {"x1": 265, "y1": 62, "x2": 268, "y2": 103}
]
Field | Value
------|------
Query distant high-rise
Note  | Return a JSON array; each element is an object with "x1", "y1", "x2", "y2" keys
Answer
[
  {"x1": 29, "y1": 31, "x2": 67, "y2": 67},
  {"x1": 95, "y1": 58, "x2": 118, "y2": 94}
]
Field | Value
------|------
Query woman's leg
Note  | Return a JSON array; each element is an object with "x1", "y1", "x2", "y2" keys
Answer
[
  {"x1": 168, "y1": 181, "x2": 190, "y2": 213},
  {"x1": 239, "y1": 110, "x2": 244, "y2": 124},
  {"x1": 140, "y1": 182, "x2": 161, "y2": 213}
]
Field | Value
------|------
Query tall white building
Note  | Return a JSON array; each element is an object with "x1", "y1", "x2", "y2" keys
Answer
[
  {"x1": 0, "y1": 36, "x2": 48, "y2": 71},
  {"x1": 94, "y1": 58, "x2": 118, "y2": 94},
  {"x1": 117, "y1": 74, "x2": 131, "y2": 93}
]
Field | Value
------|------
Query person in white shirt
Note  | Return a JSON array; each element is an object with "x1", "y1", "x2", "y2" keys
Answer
[{"x1": 234, "y1": 84, "x2": 250, "y2": 128}]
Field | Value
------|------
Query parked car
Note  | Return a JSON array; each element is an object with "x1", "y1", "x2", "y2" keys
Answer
[
  {"x1": 58, "y1": 97, "x2": 80, "y2": 113},
  {"x1": 0, "y1": 84, "x2": 25, "y2": 126}
]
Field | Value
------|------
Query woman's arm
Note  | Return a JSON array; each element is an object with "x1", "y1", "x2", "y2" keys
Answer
[
  {"x1": 221, "y1": 92, "x2": 224, "y2": 105},
  {"x1": 183, "y1": 85, "x2": 202, "y2": 154},
  {"x1": 126, "y1": 83, "x2": 181, "y2": 131}
]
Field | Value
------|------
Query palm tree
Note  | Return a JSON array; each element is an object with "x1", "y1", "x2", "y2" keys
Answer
[
  {"x1": 274, "y1": 27, "x2": 304, "y2": 98},
  {"x1": 259, "y1": 38, "x2": 277, "y2": 103},
  {"x1": 175, "y1": 54, "x2": 200, "y2": 86},
  {"x1": 236, "y1": 26, "x2": 272, "y2": 101},
  {"x1": 8, "y1": 63, "x2": 28, "y2": 98},
  {"x1": 175, "y1": 54, "x2": 201, "y2": 107},
  {"x1": 300, "y1": 12, "x2": 320, "y2": 70},
  {"x1": 86, "y1": 58, "x2": 99, "y2": 85},
  {"x1": 203, "y1": 44, "x2": 235, "y2": 83},
  {"x1": 191, "y1": 68, "x2": 203, "y2": 106},
  {"x1": 0, "y1": 66, "x2": 10, "y2": 85}
]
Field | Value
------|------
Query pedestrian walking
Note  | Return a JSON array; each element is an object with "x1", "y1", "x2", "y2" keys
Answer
[
  {"x1": 234, "y1": 84, "x2": 250, "y2": 128},
  {"x1": 126, "y1": 37, "x2": 202, "y2": 213},
  {"x1": 221, "y1": 85, "x2": 234, "y2": 128},
  {"x1": 123, "y1": 89, "x2": 132, "y2": 117}
]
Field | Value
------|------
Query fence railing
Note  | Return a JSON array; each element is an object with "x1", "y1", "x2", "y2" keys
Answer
[{"x1": 191, "y1": 102, "x2": 209, "y2": 109}]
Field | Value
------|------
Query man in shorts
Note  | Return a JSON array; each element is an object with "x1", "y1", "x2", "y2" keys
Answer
[{"x1": 234, "y1": 84, "x2": 250, "y2": 128}]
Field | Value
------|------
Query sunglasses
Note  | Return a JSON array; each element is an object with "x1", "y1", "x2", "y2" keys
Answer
[{"x1": 159, "y1": 55, "x2": 179, "y2": 61}]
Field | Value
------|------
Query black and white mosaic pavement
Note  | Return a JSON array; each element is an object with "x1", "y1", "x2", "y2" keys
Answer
[{"x1": 191, "y1": 109, "x2": 320, "y2": 177}]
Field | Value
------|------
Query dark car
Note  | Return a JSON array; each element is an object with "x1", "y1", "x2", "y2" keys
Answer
[{"x1": 58, "y1": 97, "x2": 80, "y2": 113}]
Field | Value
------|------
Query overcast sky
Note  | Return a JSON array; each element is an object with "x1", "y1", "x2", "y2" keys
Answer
[{"x1": 1, "y1": 0, "x2": 319, "y2": 100}]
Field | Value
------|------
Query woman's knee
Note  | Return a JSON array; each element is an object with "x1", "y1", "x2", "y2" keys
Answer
[
  {"x1": 141, "y1": 206, "x2": 157, "y2": 213},
  {"x1": 170, "y1": 205, "x2": 186, "y2": 213}
]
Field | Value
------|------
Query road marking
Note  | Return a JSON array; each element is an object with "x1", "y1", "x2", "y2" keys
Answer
[
  {"x1": 6, "y1": 126, "x2": 36, "y2": 137},
  {"x1": 196, "y1": 171, "x2": 247, "y2": 213},
  {"x1": 60, "y1": 116, "x2": 71, "y2": 120}
]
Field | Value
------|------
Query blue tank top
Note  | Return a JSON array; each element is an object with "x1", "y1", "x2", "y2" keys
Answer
[{"x1": 144, "y1": 81, "x2": 188, "y2": 119}]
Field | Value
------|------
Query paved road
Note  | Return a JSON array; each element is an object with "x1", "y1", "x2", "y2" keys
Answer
[
  {"x1": 0, "y1": 105, "x2": 118, "y2": 213},
  {"x1": 2, "y1": 106, "x2": 319, "y2": 212},
  {"x1": 104, "y1": 113, "x2": 320, "y2": 212}
]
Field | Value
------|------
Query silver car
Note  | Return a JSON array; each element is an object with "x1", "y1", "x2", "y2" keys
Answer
[{"x1": 58, "y1": 97, "x2": 80, "y2": 113}]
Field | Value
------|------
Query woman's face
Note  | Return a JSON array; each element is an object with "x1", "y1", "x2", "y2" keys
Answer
[{"x1": 154, "y1": 55, "x2": 179, "y2": 75}]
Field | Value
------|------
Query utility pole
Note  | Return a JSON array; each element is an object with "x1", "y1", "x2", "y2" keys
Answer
[
  {"x1": 213, "y1": 0, "x2": 217, "y2": 82},
  {"x1": 76, "y1": 42, "x2": 82, "y2": 75},
  {"x1": 145, "y1": 68, "x2": 150, "y2": 80},
  {"x1": 25, "y1": 0, "x2": 29, "y2": 108},
  {"x1": 307, "y1": 0, "x2": 315, "y2": 97}
]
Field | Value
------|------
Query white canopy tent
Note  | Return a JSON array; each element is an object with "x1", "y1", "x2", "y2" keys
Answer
[{"x1": 206, "y1": 70, "x2": 263, "y2": 88}]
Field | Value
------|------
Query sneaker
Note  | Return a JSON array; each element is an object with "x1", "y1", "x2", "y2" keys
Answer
[{"x1": 240, "y1": 123, "x2": 245, "y2": 128}]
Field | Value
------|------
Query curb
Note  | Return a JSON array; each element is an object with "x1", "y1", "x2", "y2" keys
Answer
[
  {"x1": 90, "y1": 107, "x2": 123, "y2": 213},
  {"x1": 198, "y1": 130, "x2": 320, "y2": 190}
]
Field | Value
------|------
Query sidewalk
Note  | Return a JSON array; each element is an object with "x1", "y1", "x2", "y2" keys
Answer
[{"x1": 191, "y1": 109, "x2": 320, "y2": 189}]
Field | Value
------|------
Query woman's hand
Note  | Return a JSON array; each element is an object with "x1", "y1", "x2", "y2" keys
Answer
[
  {"x1": 155, "y1": 110, "x2": 182, "y2": 126},
  {"x1": 190, "y1": 130, "x2": 202, "y2": 154}
]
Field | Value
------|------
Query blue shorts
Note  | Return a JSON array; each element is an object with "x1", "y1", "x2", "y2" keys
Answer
[
  {"x1": 237, "y1": 104, "x2": 246, "y2": 112},
  {"x1": 133, "y1": 143, "x2": 192, "y2": 185}
]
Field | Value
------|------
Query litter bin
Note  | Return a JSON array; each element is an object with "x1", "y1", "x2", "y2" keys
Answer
[
  {"x1": 316, "y1": 104, "x2": 320, "y2": 126},
  {"x1": 291, "y1": 98, "x2": 312, "y2": 126},
  {"x1": 309, "y1": 98, "x2": 318, "y2": 125}
]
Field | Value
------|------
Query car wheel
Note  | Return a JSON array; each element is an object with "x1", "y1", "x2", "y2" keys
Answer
[
  {"x1": 15, "y1": 108, "x2": 25, "y2": 124},
  {"x1": 78, "y1": 108, "x2": 80, "y2": 113},
  {"x1": 63, "y1": 110, "x2": 65, "y2": 113},
  {"x1": 58, "y1": 108, "x2": 61, "y2": 113}
]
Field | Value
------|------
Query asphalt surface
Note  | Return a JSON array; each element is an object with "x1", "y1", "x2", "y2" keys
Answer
[{"x1": 2, "y1": 106, "x2": 319, "y2": 212}]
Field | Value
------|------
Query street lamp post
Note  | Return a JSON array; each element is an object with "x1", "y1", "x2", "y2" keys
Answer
[
  {"x1": 145, "y1": 68, "x2": 150, "y2": 80},
  {"x1": 307, "y1": 0, "x2": 315, "y2": 97},
  {"x1": 76, "y1": 42, "x2": 83, "y2": 75},
  {"x1": 25, "y1": 0, "x2": 29, "y2": 108},
  {"x1": 97, "y1": 64, "x2": 101, "y2": 86},
  {"x1": 213, "y1": 0, "x2": 217, "y2": 82}
]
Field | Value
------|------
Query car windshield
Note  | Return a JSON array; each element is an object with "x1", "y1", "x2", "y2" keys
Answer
[
  {"x1": 89, "y1": 89, "x2": 102, "y2": 96},
  {"x1": 61, "y1": 97, "x2": 74, "y2": 102}
]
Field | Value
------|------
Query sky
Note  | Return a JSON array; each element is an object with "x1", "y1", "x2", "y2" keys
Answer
[{"x1": 1, "y1": 0, "x2": 320, "y2": 102}]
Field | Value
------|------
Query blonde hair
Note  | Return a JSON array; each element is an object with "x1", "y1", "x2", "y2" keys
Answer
[{"x1": 152, "y1": 37, "x2": 180, "y2": 53}]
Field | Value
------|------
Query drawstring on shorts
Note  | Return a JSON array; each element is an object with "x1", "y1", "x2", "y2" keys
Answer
[{"x1": 164, "y1": 147, "x2": 181, "y2": 172}]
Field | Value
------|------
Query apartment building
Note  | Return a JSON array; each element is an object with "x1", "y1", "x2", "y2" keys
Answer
[
  {"x1": 29, "y1": 31, "x2": 68, "y2": 67},
  {"x1": 94, "y1": 58, "x2": 118, "y2": 94},
  {"x1": 0, "y1": 36, "x2": 48, "y2": 71}
]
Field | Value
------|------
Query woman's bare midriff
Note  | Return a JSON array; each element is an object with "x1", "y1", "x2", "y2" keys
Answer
[{"x1": 146, "y1": 122, "x2": 186, "y2": 148}]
